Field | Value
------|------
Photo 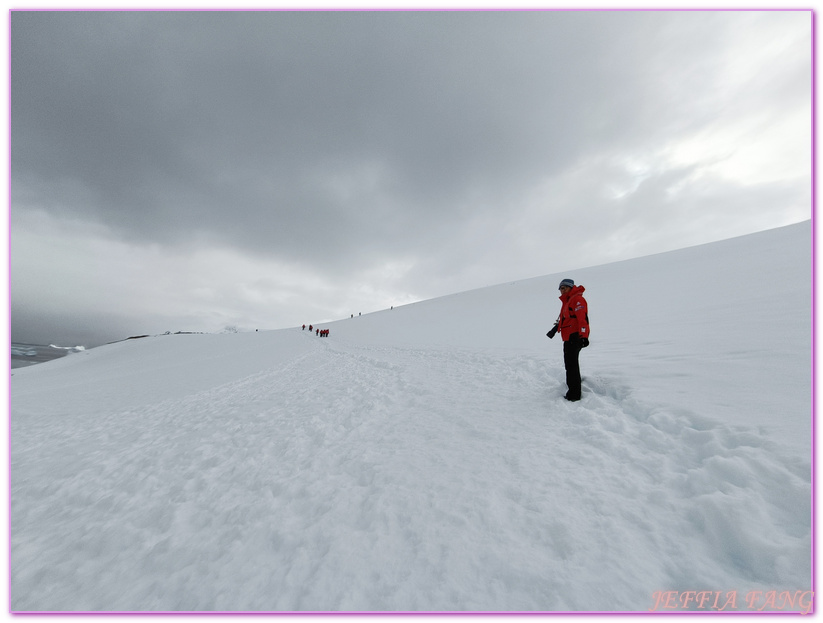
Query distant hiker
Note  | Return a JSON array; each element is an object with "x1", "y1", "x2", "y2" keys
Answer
[
  {"x1": 303, "y1": 324, "x2": 306, "y2": 331},
  {"x1": 547, "y1": 278, "x2": 589, "y2": 402},
  {"x1": 316, "y1": 329, "x2": 319, "y2": 336},
  {"x1": 309, "y1": 325, "x2": 313, "y2": 332}
]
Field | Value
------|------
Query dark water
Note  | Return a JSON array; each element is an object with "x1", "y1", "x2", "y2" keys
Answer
[{"x1": 11, "y1": 343, "x2": 75, "y2": 369}]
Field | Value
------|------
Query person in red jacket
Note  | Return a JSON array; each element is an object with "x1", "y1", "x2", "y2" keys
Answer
[{"x1": 547, "y1": 278, "x2": 589, "y2": 401}]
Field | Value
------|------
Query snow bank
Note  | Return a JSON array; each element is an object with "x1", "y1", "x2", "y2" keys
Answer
[{"x1": 10, "y1": 221, "x2": 812, "y2": 612}]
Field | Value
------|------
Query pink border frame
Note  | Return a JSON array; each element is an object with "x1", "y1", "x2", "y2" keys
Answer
[{"x1": 6, "y1": 6, "x2": 817, "y2": 616}]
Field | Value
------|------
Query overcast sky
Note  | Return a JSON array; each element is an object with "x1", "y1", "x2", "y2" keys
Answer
[{"x1": 10, "y1": 9, "x2": 811, "y2": 347}]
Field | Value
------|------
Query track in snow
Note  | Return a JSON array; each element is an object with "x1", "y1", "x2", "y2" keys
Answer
[{"x1": 11, "y1": 335, "x2": 810, "y2": 611}]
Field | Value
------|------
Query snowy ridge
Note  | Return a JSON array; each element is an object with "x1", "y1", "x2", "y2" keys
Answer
[{"x1": 10, "y1": 222, "x2": 812, "y2": 612}]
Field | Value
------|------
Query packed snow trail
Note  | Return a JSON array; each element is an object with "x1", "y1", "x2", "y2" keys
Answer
[{"x1": 11, "y1": 332, "x2": 809, "y2": 611}]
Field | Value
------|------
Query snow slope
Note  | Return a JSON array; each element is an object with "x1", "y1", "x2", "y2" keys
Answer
[{"x1": 10, "y1": 221, "x2": 812, "y2": 612}]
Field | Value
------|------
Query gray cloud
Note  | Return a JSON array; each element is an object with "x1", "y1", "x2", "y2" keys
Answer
[{"x1": 10, "y1": 10, "x2": 812, "y2": 346}]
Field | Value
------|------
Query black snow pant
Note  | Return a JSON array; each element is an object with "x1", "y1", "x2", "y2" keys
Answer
[{"x1": 563, "y1": 335, "x2": 583, "y2": 400}]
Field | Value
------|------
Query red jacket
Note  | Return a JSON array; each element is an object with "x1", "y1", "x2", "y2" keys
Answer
[{"x1": 558, "y1": 285, "x2": 589, "y2": 341}]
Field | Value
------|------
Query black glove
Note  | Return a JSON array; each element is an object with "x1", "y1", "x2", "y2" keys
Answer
[
  {"x1": 581, "y1": 338, "x2": 589, "y2": 348},
  {"x1": 547, "y1": 325, "x2": 558, "y2": 339}
]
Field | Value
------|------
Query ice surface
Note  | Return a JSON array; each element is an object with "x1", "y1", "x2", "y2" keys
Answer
[
  {"x1": 10, "y1": 346, "x2": 38, "y2": 357},
  {"x1": 10, "y1": 222, "x2": 812, "y2": 612}
]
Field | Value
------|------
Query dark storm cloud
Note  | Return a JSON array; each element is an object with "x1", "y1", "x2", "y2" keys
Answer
[
  {"x1": 11, "y1": 10, "x2": 734, "y2": 270},
  {"x1": 10, "y1": 10, "x2": 811, "y2": 347}
]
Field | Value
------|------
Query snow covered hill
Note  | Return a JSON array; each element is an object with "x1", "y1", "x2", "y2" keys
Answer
[{"x1": 10, "y1": 221, "x2": 812, "y2": 612}]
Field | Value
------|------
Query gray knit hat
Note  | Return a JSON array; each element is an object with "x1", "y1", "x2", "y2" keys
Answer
[{"x1": 558, "y1": 278, "x2": 575, "y2": 290}]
